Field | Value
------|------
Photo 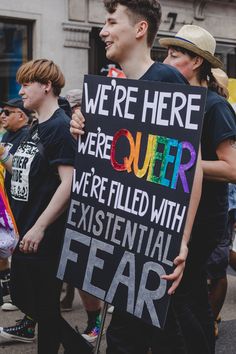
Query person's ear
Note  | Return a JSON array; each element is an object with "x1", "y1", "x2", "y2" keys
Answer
[
  {"x1": 192, "y1": 56, "x2": 204, "y2": 70},
  {"x1": 136, "y1": 20, "x2": 148, "y2": 39},
  {"x1": 19, "y1": 112, "x2": 27, "y2": 122},
  {"x1": 18, "y1": 112, "x2": 23, "y2": 119},
  {"x1": 44, "y1": 81, "x2": 52, "y2": 94}
]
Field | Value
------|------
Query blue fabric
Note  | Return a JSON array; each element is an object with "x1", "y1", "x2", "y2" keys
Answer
[{"x1": 228, "y1": 183, "x2": 236, "y2": 211}]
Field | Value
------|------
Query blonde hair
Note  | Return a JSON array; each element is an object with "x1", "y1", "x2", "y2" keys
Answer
[{"x1": 16, "y1": 59, "x2": 65, "y2": 96}]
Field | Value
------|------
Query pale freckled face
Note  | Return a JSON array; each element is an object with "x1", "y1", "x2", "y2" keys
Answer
[
  {"x1": 19, "y1": 82, "x2": 45, "y2": 111},
  {"x1": 164, "y1": 48, "x2": 195, "y2": 81},
  {"x1": 99, "y1": 4, "x2": 137, "y2": 64}
]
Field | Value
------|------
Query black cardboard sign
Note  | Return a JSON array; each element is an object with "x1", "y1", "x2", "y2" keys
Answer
[{"x1": 58, "y1": 74, "x2": 206, "y2": 328}]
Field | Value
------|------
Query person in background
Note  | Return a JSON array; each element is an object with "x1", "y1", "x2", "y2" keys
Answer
[
  {"x1": 0, "y1": 98, "x2": 33, "y2": 313},
  {"x1": 0, "y1": 98, "x2": 33, "y2": 202},
  {"x1": 205, "y1": 69, "x2": 231, "y2": 339},
  {"x1": 161, "y1": 25, "x2": 236, "y2": 354},
  {"x1": 0, "y1": 59, "x2": 93, "y2": 354},
  {"x1": 70, "y1": 1, "x2": 203, "y2": 353},
  {"x1": 60, "y1": 88, "x2": 103, "y2": 344},
  {"x1": 58, "y1": 96, "x2": 72, "y2": 119}
]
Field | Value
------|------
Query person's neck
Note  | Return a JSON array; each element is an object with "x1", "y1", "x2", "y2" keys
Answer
[
  {"x1": 36, "y1": 97, "x2": 59, "y2": 123},
  {"x1": 189, "y1": 77, "x2": 207, "y2": 88},
  {"x1": 11, "y1": 123, "x2": 27, "y2": 133},
  {"x1": 120, "y1": 48, "x2": 154, "y2": 80}
]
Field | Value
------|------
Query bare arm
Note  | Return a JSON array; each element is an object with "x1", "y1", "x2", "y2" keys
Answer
[
  {"x1": 202, "y1": 138, "x2": 236, "y2": 182},
  {"x1": 162, "y1": 149, "x2": 203, "y2": 294},
  {"x1": 20, "y1": 164, "x2": 73, "y2": 253}
]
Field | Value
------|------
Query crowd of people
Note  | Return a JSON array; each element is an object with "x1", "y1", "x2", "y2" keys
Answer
[{"x1": 0, "y1": 1, "x2": 236, "y2": 354}]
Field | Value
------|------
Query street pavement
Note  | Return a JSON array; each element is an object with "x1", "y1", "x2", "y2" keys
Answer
[{"x1": 0, "y1": 269, "x2": 235, "y2": 354}]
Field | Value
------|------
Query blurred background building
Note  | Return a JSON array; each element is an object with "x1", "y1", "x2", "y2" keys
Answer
[{"x1": 0, "y1": 0, "x2": 236, "y2": 99}]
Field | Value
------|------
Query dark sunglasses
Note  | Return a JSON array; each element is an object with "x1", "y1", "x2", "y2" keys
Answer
[{"x1": 0, "y1": 109, "x2": 20, "y2": 116}]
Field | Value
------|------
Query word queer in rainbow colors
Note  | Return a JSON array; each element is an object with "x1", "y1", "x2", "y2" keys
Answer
[{"x1": 110, "y1": 129, "x2": 196, "y2": 193}]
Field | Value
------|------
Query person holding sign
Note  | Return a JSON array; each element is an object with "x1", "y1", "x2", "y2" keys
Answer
[
  {"x1": 0, "y1": 59, "x2": 94, "y2": 354},
  {"x1": 161, "y1": 25, "x2": 236, "y2": 353},
  {"x1": 70, "y1": 1, "x2": 203, "y2": 353}
]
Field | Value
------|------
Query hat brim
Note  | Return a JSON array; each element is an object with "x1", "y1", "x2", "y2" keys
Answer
[
  {"x1": 0, "y1": 100, "x2": 33, "y2": 117},
  {"x1": 0, "y1": 100, "x2": 23, "y2": 109},
  {"x1": 0, "y1": 101, "x2": 12, "y2": 108},
  {"x1": 159, "y1": 37, "x2": 223, "y2": 69}
]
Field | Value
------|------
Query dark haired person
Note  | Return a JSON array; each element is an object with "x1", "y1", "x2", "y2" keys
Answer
[
  {"x1": 161, "y1": 24, "x2": 236, "y2": 353},
  {"x1": 0, "y1": 98, "x2": 33, "y2": 313},
  {"x1": 0, "y1": 59, "x2": 93, "y2": 354},
  {"x1": 71, "y1": 1, "x2": 203, "y2": 353}
]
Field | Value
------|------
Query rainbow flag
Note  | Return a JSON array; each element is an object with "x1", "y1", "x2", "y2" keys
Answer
[{"x1": 0, "y1": 164, "x2": 19, "y2": 258}]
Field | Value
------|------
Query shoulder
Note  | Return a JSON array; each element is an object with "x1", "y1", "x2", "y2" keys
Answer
[
  {"x1": 206, "y1": 90, "x2": 224, "y2": 106},
  {"x1": 142, "y1": 62, "x2": 188, "y2": 84},
  {"x1": 41, "y1": 109, "x2": 71, "y2": 137},
  {"x1": 206, "y1": 90, "x2": 236, "y2": 117},
  {"x1": 50, "y1": 108, "x2": 71, "y2": 127},
  {"x1": 38, "y1": 108, "x2": 74, "y2": 152}
]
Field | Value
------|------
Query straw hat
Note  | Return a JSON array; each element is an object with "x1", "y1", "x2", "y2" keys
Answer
[
  {"x1": 211, "y1": 68, "x2": 229, "y2": 99},
  {"x1": 159, "y1": 25, "x2": 223, "y2": 69}
]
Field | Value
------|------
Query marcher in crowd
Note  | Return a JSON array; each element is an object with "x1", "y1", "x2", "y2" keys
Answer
[
  {"x1": 205, "y1": 69, "x2": 231, "y2": 339},
  {"x1": 0, "y1": 97, "x2": 33, "y2": 313},
  {"x1": 161, "y1": 25, "x2": 236, "y2": 354},
  {"x1": 0, "y1": 59, "x2": 93, "y2": 354},
  {"x1": 71, "y1": 1, "x2": 203, "y2": 353}
]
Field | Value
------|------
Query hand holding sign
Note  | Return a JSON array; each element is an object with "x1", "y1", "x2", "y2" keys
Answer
[{"x1": 70, "y1": 109, "x2": 85, "y2": 139}]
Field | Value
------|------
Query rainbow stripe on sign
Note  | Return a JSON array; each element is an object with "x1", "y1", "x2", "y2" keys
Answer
[{"x1": 110, "y1": 129, "x2": 196, "y2": 193}]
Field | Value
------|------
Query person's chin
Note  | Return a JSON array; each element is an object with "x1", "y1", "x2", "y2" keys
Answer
[
  {"x1": 23, "y1": 101, "x2": 31, "y2": 110},
  {"x1": 105, "y1": 46, "x2": 115, "y2": 60}
]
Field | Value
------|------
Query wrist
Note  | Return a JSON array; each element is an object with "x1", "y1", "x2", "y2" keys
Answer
[{"x1": 34, "y1": 221, "x2": 46, "y2": 232}]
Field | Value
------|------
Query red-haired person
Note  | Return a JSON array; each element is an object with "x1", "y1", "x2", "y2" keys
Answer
[{"x1": 0, "y1": 59, "x2": 93, "y2": 354}]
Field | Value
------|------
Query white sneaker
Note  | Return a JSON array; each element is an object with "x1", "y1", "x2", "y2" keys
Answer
[
  {"x1": 1, "y1": 302, "x2": 18, "y2": 311},
  {"x1": 107, "y1": 305, "x2": 114, "y2": 314}
]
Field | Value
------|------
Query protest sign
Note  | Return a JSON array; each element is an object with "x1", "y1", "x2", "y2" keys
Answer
[{"x1": 58, "y1": 74, "x2": 206, "y2": 328}]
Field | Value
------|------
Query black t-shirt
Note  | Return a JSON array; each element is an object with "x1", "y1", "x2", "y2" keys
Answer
[
  {"x1": 1, "y1": 126, "x2": 29, "y2": 201},
  {"x1": 11, "y1": 108, "x2": 76, "y2": 259},
  {"x1": 140, "y1": 62, "x2": 188, "y2": 84},
  {"x1": 196, "y1": 89, "x2": 236, "y2": 220}
]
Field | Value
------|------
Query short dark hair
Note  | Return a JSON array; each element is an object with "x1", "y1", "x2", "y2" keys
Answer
[{"x1": 103, "y1": 0, "x2": 162, "y2": 47}]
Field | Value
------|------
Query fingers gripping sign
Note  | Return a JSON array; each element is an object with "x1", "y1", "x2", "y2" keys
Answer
[{"x1": 70, "y1": 109, "x2": 85, "y2": 139}]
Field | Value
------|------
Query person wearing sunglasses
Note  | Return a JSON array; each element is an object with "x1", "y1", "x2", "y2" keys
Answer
[{"x1": 0, "y1": 98, "x2": 33, "y2": 314}]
